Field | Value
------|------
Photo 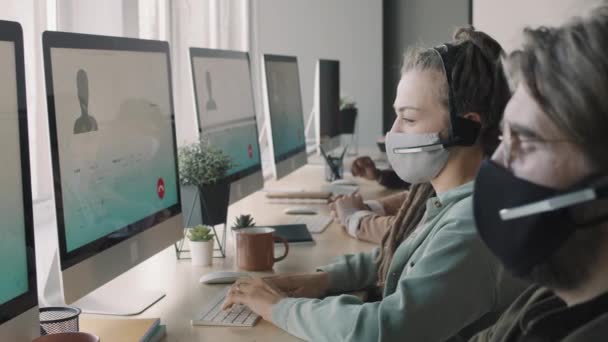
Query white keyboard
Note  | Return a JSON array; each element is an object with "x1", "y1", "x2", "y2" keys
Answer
[
  {"x1": 191, "y1": 287, "x2": 260, "y2": 327},
  {"x1": 292, "y1": 214, "x2": 333, "y2": 234}
]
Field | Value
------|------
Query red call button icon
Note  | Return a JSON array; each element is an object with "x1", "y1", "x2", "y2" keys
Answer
[
  {"x1": 157, "y1": 178, "x2": 165, "y2": 199},
  {"x1": 248, "y1": 144, "x2": 253, "y2": 158}
]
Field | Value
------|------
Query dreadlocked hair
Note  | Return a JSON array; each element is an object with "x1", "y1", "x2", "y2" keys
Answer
[{"x1": 375, "y1": 26, "x2": 509, "y2": 288}]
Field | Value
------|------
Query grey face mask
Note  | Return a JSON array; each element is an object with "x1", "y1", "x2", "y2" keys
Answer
[
  {"x1": 384, "y1": 44, "x2": 483, "y2": 185},
  {"x1": 385, "y1": 131, "x2": 450, "y2": 184}
]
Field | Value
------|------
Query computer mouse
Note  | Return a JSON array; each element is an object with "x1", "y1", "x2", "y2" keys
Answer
[
  {"x1": 330, "y1": 179, "x2": 358, "y2": 187},
  {"x1": 283, "y1": 207, "x2": 318, "y2": 215},
  {"x1": 199, "y1": 271, "x2": 249, "y2": 284}
]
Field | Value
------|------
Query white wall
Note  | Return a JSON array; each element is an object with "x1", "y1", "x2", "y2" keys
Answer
[
  {"x1": 170, "y1": 0, "x2": 249, "y2": 147},
  {"x1": 57, "y1": 0, "x2": 125, "y2": 36},
  {"x1": 473, "y1": 0, "x2": 600, "y2": 52},
  {"x1": 252, "y1": 0, "x2": 383, "y2": 148},
  {"x1": 0, "y1": 0, "x2": 56, "y2": 201}
]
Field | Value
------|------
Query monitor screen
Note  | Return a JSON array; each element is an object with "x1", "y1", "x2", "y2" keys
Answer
[
  {"x1": 264, "y1": 55, "x2": 306, "y2": 163},
  {"x1": 319, "y1": 60, "x2": 340, "y2": 140},
  {"x1": 46, "y1": 39, "x2": 180, "y2": 269},
  {"x1": 191, "y1": 49, "x2": 261, "y2": 181},
  {"x1": 0, "y1": 33, "x2": 36, "y2": 324}
]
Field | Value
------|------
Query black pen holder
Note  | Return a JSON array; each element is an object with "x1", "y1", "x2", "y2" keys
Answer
[{"x1": 324, "y1": 156, "x2": 344, "y2": 182}]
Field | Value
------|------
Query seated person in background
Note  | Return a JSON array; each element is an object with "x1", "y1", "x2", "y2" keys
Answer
[
  {"x1": 222, "y1": 27, "x2": 528, "y2": 342},
  {"x1": 341, "y1": 157, "x2": 409, "y2": 243},
  {"x1": 351, "y1": 155, "x2": 410, "y2": 189},
  {"x1": 329, "y1": 191, "x2": 405, "y2": 244},
  {"x1": 471, "y1": 5, "x2": 608, "y2": 341}
]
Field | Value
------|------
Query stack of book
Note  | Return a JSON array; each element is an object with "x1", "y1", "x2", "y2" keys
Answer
[{"x1": 80, "y1": 316, "x2": 166, "y2": 342}]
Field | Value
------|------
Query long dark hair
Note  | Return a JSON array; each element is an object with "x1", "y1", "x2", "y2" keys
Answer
[{"x1": 376, "y1": 27, "x2": 510, "y2": 287}]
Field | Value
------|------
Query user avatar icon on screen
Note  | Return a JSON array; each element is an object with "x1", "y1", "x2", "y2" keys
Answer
[
  {"x1": 205, "y1": 71, "x2": 218, "y2": 111},
  {"x1": 73, "y1": 69, "x2": 99, "y2": 134}
]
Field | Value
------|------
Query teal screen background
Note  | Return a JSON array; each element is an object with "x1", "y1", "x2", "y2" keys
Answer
[
  {"x1": 193, "y1": 55, "x2": 261, "y2": 176},
  {"x1": 0, "y1": 41, "x2": 29, "y2": 305},
  {"x1": 266, "y1": 59, "x2": 305, "y2": 160},
  {"x1": 50, "y1": 48, "x2": 179, "y2": 253},
  {"x1": 206, "y1": 122, "x2": 260, "y2": 176}
]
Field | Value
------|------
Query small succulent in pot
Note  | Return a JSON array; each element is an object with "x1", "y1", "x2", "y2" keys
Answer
[
  {"x1": 231, "y1": 214, "x2": 256, "y2": 230},
  {"x1": 187, "y1": 225, "x2": 215, "y2": 242},
  {"x1": 187, "y1": 225, "x2": 215, "y2": 266},
  {"x1": 338, "y1": 96, "x2": 358, "y2": 134}
]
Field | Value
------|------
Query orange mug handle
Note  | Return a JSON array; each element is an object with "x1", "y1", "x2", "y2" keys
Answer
[{"x1": 273, "y1": 236, "x2": 289, "y2": 262}]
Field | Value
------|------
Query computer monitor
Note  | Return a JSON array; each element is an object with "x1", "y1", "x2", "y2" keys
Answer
[
  {"x1": 190, "y1": 48, "x2": 263, "y2": 204},
  {"x1": 0, "y1": 20, "x2": 39, "y2": 341},
  {"x1": 314, "y1": 59, "x2": 341, "y2": 152},
  {"x1": 262, "y1": 54, "x2": 307, "y2": 179},
  {"x1": 42, "y1": 31, "x2": 182, "y2": 315}
]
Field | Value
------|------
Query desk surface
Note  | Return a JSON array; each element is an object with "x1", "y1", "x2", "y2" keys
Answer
[{"x1": 83, "y1": 164, "x2": 394, "y2": 341}]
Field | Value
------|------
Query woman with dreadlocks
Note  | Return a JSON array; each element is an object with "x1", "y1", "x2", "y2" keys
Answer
[{"x1": 222, "y1": 27, "x2": 528, "y2": 342}]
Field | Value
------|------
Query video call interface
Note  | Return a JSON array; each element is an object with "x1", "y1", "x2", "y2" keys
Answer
[
  {"x1": 265, "y1": 58, "x2": 306, "y2": 161},
  {"x1": 0, "y1": 40, "x2": 30, "y2": 307},
  {"x1": 192, "y1": 54, "x2": 261, "y2": 178},
  {"x1": 49, "y1": 47, "x2": 179, "y2": 253}
]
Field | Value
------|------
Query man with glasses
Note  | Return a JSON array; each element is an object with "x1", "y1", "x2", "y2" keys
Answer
[{"x1": 470, "y1": 4, "x2": 608, "y2": 341}]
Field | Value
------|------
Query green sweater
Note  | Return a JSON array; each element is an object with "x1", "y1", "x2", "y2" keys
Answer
[{"x1": 271, "y1": 181, "x2": 527, "y2": 342}]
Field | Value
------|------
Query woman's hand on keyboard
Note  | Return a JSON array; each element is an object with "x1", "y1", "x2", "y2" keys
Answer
[
  {"x1": 262, "y1": 272, "x2": 330, "y2": 299},
  {"x1": 222, "y1": 277, "x2": 286, "y2": 321}
]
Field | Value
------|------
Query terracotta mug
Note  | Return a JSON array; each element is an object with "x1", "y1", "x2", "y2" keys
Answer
[{"x1": 236, "y1": 227, "x2": 289, "y2": 271}]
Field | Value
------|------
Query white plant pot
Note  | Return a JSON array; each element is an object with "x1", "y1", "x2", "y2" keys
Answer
[{"x1": 190, "y1": 240, "x2": 214, "y2": 266}]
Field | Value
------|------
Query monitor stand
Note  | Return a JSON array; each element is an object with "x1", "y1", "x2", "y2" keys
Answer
[
  {"x1": 73, "y1": 284, "x2": 165, "y2": 316},
  {"x1": 305, "y1": 107, "x2": 317, "y2": 154},
  {"x1": 42, "y1": 247, "x2": 165, "y2": 316},
  {"x1": 66, "y1": 251, "x2": 166, "y2": 316}
]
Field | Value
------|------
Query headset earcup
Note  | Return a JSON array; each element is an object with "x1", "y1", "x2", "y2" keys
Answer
[{"x1": 451, "y1": 117, "x2": 481, "y2": 146}]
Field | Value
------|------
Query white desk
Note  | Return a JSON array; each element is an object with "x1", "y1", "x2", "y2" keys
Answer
[{"x1": 81, "y1": 164, "x2": 395, "y2": 341}]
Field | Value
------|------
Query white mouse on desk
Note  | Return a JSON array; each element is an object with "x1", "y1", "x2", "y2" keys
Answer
[
  {"x1": 330, "y1": 179, "x2": 358, "y2": 187},
  {"x1": 200, "y1": 271, "x2": 248, "y2": 284}
]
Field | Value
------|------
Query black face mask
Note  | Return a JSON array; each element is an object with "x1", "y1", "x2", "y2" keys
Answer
[{"x1": 473, "y1": 160, "x2": 608, "y2": 277}]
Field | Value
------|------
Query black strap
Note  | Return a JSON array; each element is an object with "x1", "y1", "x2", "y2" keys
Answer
[{"x1": 433, "y1": 43, "x2": 481, "y2": 147}]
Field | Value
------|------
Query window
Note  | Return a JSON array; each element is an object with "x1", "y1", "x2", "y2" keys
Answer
[{"x1": 1, "y1": 0, "x2": 252, "y2": 202}]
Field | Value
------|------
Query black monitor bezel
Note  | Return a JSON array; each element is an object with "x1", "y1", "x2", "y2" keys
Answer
[
  {"x1": 42, "y1": 31, "x2": 182, "y2": 271},
  {"x1": 0, "y1": 20, "x2": 38, "y2": 326},
  {"x1": 263, "y1": 54, "x2": 307, "y2": 163},
  {"x1": 189, "y1": 47, "x2": 263, "y2": 184},
  {"x1": 318, "y1": 59, "x2": 341, "y2": 139}
]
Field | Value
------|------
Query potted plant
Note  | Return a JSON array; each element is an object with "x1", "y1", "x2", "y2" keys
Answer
[
  {"x1": 187, "y1": 225, "x2": 215, "y2": 266},
  {"x1": 339, "y1": 96, "x2": 358, "y2": 135},
  {"x1": 179, "y1": 138, "x2": 235, "y2": 226},
  {"x1": 231, "y1": 214, "x2": 256, "y2": 231}
]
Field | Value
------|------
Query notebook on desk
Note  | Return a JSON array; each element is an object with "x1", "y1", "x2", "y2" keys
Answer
[
  {"x1": 80, "y1": 316, "x2": 165, "y2": 342},
  {"x1": 268, "y1": 224, "x2": 315, "y2": 245},
  {"x1": 265, "y1": 190, "x2": 332, "y2": 200}
]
